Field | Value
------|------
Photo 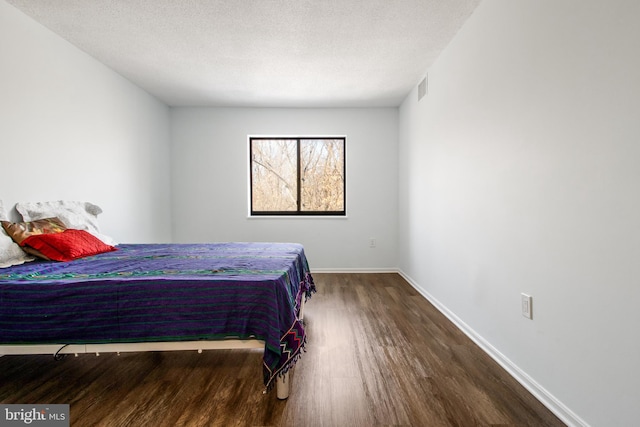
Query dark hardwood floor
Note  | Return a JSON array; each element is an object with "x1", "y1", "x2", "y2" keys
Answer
[{"x1": 0, "y1": 273, "x2": 564, "y2": 426}]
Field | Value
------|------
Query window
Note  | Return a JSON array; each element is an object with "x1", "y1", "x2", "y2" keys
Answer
[{"x1": 250, "y1": 137, "x2": 346, "y2": 216}]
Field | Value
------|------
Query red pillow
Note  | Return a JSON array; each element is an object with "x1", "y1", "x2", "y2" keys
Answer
[{"x1": 21, "y1": 229, "x2": 117, "y2": 262}]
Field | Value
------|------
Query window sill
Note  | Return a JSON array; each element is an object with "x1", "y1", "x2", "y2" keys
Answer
[{"x1": 247, "y1": 215, "x2": 348, "y2": 220}]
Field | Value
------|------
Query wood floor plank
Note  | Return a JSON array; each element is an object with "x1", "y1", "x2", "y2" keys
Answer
[{"x1": 0, "y1": 273, "x2": 565, "y2": 426}]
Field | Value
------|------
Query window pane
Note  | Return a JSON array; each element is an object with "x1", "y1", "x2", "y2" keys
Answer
[
  {"x1": 251, "y1": 139, "x2": 298, "y2": 212},
  {"x1": 300, "y1": 139, "x2": 345, "y2": 212}
]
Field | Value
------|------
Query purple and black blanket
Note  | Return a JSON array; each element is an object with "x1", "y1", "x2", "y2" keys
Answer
[{"x1": 0, "y1": 242, "x2": 315, "y2": 390}]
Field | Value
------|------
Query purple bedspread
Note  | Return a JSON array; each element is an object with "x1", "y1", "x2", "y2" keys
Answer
[{"x1": 0, "y1": 242, "x2": 315, "y2": 390}]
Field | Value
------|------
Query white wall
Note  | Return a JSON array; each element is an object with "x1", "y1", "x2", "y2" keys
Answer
[
  {"x1": 170, "y1": 107, "x2": 398, "y2": 270},
  {"x1": 398, "y1": 1, "x2": 640, "y2": 426},
  {"x1": 0, "y1": 0, "x2": 172, "y2": 243}
]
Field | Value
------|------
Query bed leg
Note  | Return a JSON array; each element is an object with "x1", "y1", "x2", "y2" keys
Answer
[
  {"x1": 276, "y1": 371, "x2": 290, "y2": 399},
  {"x1": 298, "y1": 297, "x2": 305, "y2": 321}
]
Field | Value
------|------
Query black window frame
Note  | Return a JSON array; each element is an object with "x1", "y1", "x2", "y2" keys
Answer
[{"x1": 249, "y1": 136, "x2": 346, "y2": 216}]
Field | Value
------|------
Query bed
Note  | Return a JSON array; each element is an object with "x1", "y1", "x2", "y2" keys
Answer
[{"x1": 0, "y1": 241, "x2": 315, "y2": 399}]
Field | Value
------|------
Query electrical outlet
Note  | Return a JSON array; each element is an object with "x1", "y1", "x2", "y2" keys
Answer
[
  {"x1": 369, "y1": 238, "x2": 376, "y2": 248},
  {"x1": 521, "y1": 293, "x2": 533, "y2": 319}
]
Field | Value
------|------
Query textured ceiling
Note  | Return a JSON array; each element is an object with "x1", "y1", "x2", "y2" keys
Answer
[{"x1": 6, "y1": 0, "x2": 481, "y2": 107}]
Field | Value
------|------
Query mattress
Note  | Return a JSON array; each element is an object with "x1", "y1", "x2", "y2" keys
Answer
[{"x1": 0, "y1": 242, "x2": 315, "y2": 389}]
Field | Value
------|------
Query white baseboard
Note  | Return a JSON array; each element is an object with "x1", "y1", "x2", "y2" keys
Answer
[
  {"x1": 397, "y1": 270, "x2": 589, "y2": 427},
  {"x1": 310, "y1": 267, "x2": 398, "y2": 274}
]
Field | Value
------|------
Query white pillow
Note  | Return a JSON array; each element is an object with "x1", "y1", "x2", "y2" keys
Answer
[
  {"x1": 16, "y1": 200, "x2": 116, "y2": 246},
  {"x1": 0, "y1": 200, "x2": 36, "y2": 268}
]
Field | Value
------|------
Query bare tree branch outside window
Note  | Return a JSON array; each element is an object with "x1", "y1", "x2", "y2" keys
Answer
[{"x1": 250, "y1": 137, "x2": 346, "y2": 215}]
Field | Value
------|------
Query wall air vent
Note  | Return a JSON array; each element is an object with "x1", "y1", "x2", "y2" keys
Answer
[{"x1": 418, "y1": 75, "x2": 428, "y2": 101}]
